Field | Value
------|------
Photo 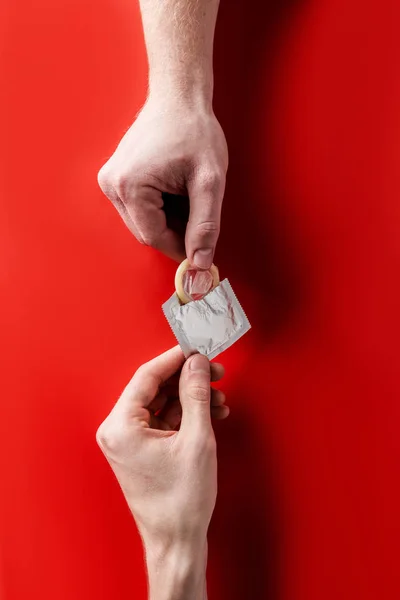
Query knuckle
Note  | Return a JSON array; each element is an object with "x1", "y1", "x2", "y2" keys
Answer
[
  {"x1": 195, "y1": 220, "x2": 220, "y2": 235},
  {"x1": 132, "y1": 364, "x2": 159, "y2": 396},
  {"x1": 97, "y1": 165, "x2": 120, "y2": 206},
  {"x1": 134, "y1": 364, "x2": 145, "y2": 377},
  {"x1": 134, "y1": 363, "x2": 149, "y2": 380},
  {"x1": 99, "y1": 167, "x2": 138, "y2": 202},
  {"x1": 95, "y1": 421, "x2": 112, "y2": 452},
  {"x1": 196, "y1": 168, "x2": 224, "y2": 194},
  {"x1": 113, "y1": 171, "x2": 130, "y2": 197},
  {"x1": 96, "y1": 420, "x2": 125, "y2": 456},
  {"x1": 134, "y1": 226, "x2": 162, "y2": 248},
  {"x1": 139, "y1": 232, "x2": 157, "y2": 247},
  {"x1": 97, "y1": 165, "x2": 111, "y2": 192}
]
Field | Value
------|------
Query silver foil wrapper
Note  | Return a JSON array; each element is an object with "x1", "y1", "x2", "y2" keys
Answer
[{"x1": 162, "y1": 279, "x2": 251, "y2": 360}]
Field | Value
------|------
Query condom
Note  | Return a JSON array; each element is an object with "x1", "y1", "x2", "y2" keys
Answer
[{"x1": 175, "y1": 259, "x2": 220, "y2": 304}]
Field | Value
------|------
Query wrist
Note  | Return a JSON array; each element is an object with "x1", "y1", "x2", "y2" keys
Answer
[
  {"x1": 145, "y1": 537, "x2": 208, "y2": 600},
  {"x1": 148, "y1": 68, "x2": 214, "y2": 113}
]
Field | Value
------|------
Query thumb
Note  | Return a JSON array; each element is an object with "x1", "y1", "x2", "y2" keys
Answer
[
  {"x1": 186, "y1": 173, "x2": 225, "y2": 269},
  {"x1": 179, "y1": 354, "x2": 212, "y2": 434}
]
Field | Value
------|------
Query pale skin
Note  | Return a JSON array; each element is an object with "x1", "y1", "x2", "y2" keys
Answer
[
  {"x1": 98, "y1": 2, "x2": 225, "y2": 596},
  {"x1": 97, "y1": 0, "x2": 227, "y2": 267},
  {"x1": 97, "y1": 349, "x2": 229, "y2": 600}
]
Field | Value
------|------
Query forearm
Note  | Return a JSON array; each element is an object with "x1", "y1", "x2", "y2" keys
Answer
[
  {"x1": 139, "y1": 0, "x2": 220, "y2": 108},
  {"x1": 145, "y1": 538, "x2": 208, "y2": 600}
]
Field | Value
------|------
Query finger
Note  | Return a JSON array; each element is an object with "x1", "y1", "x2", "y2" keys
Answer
[
  {"x1": 125, "y1": 187, "x2": 185, "y2": 261},
  {"x1": 159, "y1": 393, "x2": 227, "y2": 431},
  {"x1": 148, "y1": 227, "x2": 185, "y2": 262},
  {"x1": 211, "y1": 388, "x2": 226, "y2": 407},
  {"x1": 119, "y1": 346, "x2": 185, "y2": 413},
  {"x1": 147, "y1": 390, "x2": 169, "y2": 415},
  {"x1": 185, "y1": 172, "x2": 225, "y2": 269},
  {"x1": 158, "y1": 398, "x2": 183, "y2": 431},
  {"x1": 211, "y1": 405, "x2": 230, "y2": 420},
  {"x1": 210, "y1": 362, "x2": 225, "y2": 382},
  {"x1": 153, "y1": 386, "x2": 224, "y2": 418},
  {"x1": 161, "y1": 192, "x2": 190, "y2": 241},
  {"x1": 98, "y1": 167, "x2": 146, "y2": 243},
  {"x1": 159, "y1": 388, "x2": 225, "y2": 424},
  {"x1": 165, "y1": 362, "x2": 224, "y2": 388},
  {"x1": 162, "y1": 373, "x2": 182, "y2": 388},
  {"x1": 157, "y1": 383, "x2": 180, "y2": 398},
  {"x1": 179, "y1": 354, "x2": 212, "y2": 434},
  {"x1": 158, "y1": 384, "x2": 224, "y2": 406}
]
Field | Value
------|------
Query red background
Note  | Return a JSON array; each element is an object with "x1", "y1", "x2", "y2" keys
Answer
[{"x1": 1, "y1": 0, "x2": 400, "y2": 599}]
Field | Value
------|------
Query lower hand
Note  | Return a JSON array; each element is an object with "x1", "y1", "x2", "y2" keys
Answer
[{"x1": 96, "y1": 348, "x2": 229, "y2": 599}]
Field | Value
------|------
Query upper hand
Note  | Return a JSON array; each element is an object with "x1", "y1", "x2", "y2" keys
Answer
[{"x1": 97, "y1": 98, "x2": 228, "y2": 267}]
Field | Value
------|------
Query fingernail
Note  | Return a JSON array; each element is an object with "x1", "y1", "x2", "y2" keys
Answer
[
  {"x1": 189, "y1": 354, "x2": 209, "y2": 373},
  {"x1": 193, "y1": 249, "x2": 213, "y2": 269}
]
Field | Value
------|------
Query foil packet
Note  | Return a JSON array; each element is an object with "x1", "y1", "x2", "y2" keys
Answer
[{"x1": 162, "y1": 278, "x2": 251, "y2": 360}]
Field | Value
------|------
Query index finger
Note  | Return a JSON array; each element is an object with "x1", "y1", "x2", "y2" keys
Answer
[
  {"x1": 127, "y1": 187, "x2": 185, "y2": 261},
  {"x1": 118, "y1": 346, "x2": 185, "y2": 412}
]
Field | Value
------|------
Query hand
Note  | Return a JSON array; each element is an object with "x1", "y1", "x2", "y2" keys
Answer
[
  {"x1": 96, "y1": 348, "x2": 229, "y2": 599},
  {"x1": 97, "y1": 97, "x2": 228, "y2": 267}
]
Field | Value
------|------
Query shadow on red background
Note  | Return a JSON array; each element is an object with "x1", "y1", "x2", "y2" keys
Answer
[
  {"x1": 209, "y1": 1, "x2": 305, "y2": 598},
  {"x1": 215, "y1": 0, "x2": 306, "y2": 337}
]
